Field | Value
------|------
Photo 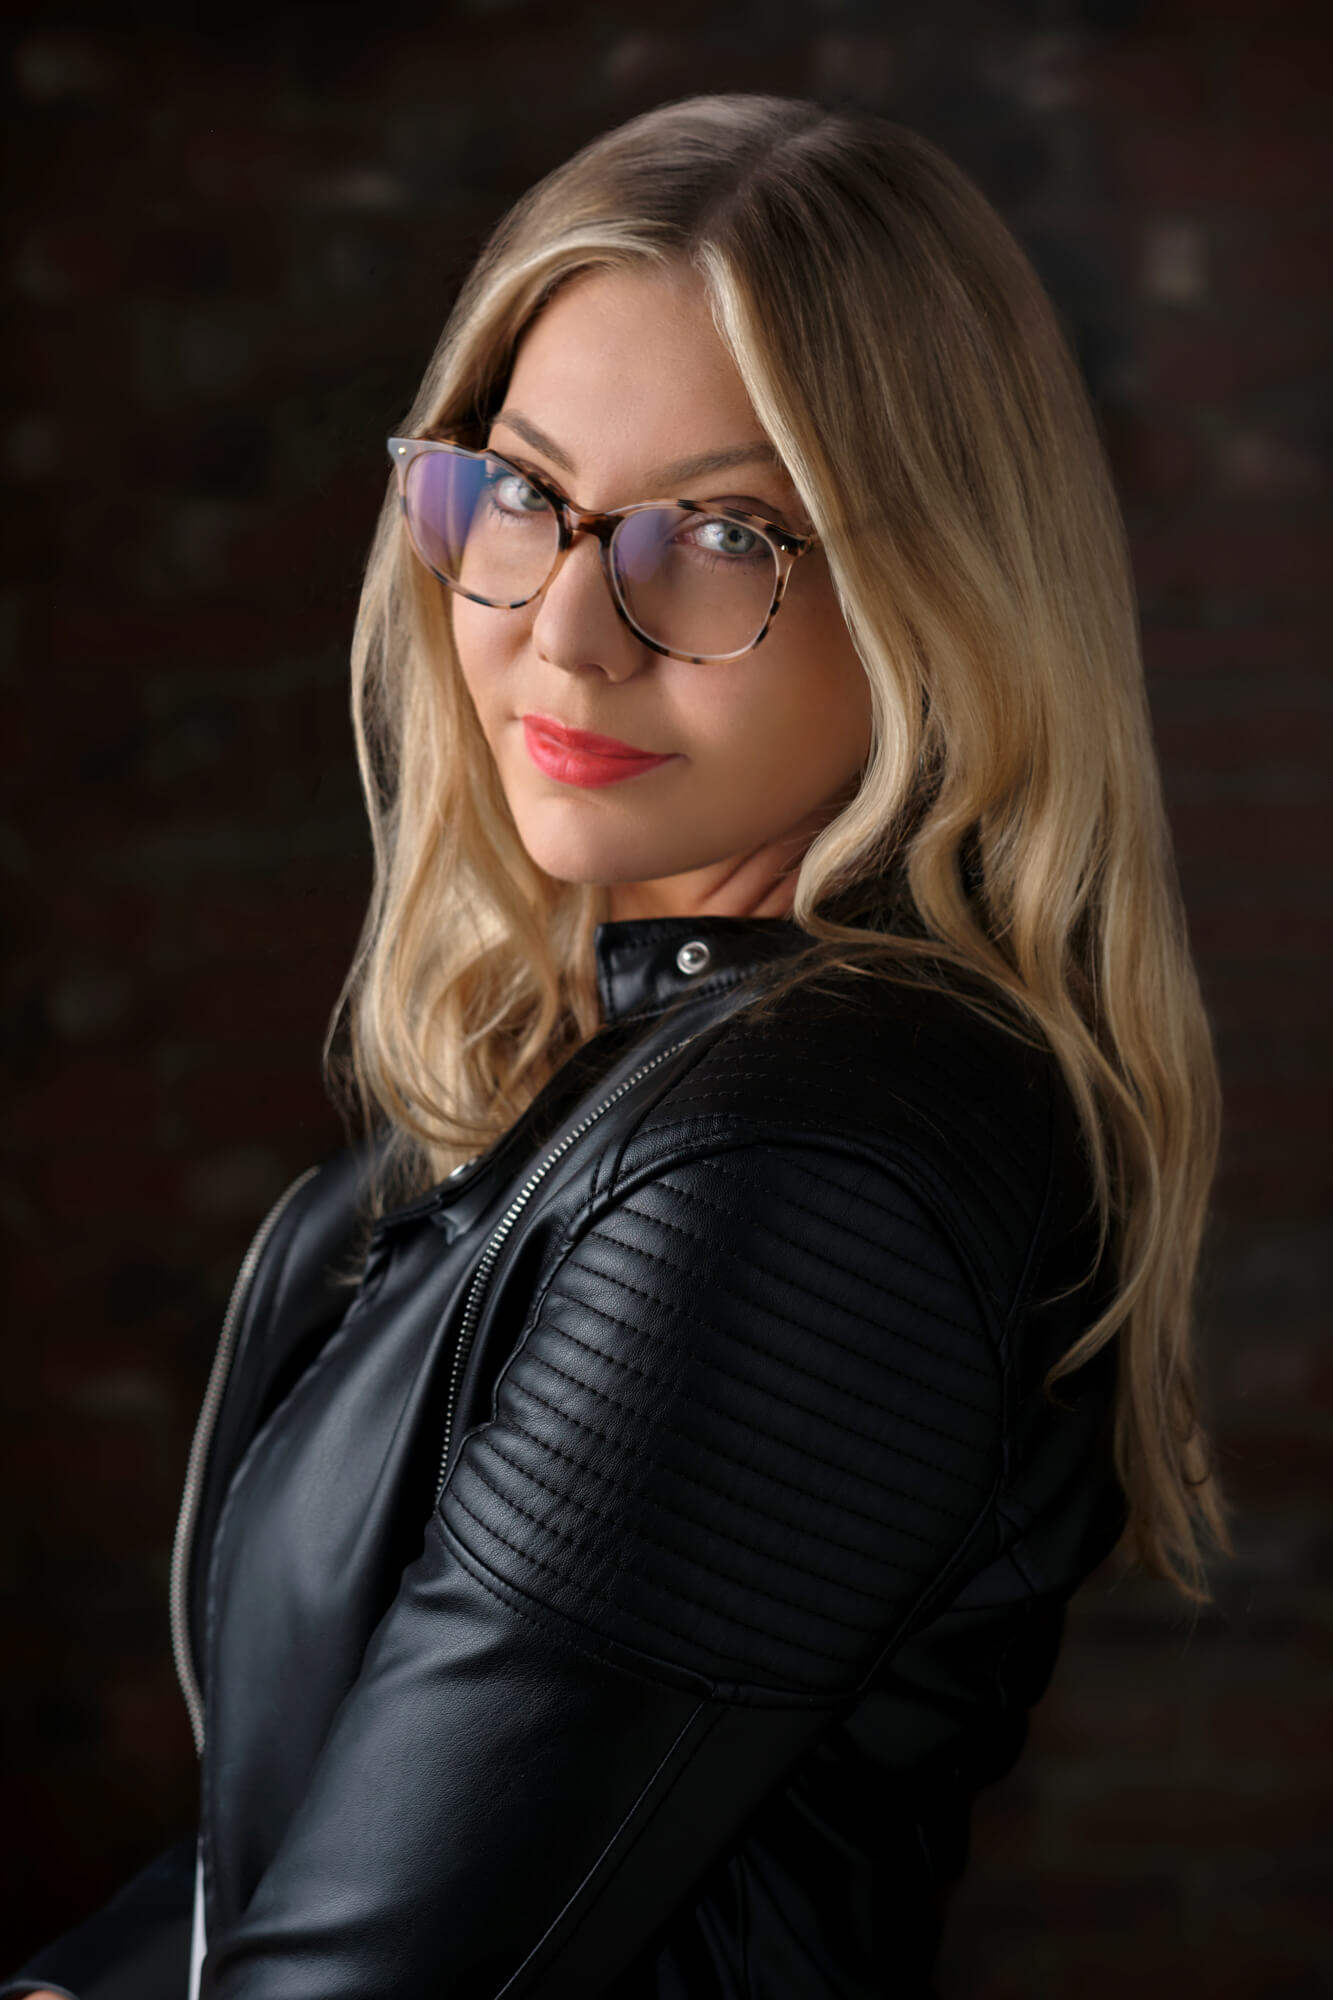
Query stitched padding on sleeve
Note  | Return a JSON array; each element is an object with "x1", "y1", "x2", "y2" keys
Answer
[
  {"x1": 441, "y1": 1143, "x2": 1003, "y2": 1697},
  {"x1": 634, "y1": 1008, "x2": 1053, "y2": 1309}
]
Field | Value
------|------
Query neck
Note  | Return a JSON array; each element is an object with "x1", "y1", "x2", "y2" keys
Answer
[
  {"x1": 606, "y1": 868, "x2": 797, "y2": 924},
  {"x1": 603, "y1": 808, "x2": 852, "y2": 924}
]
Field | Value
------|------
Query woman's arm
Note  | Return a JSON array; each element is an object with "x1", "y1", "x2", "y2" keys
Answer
[{"x1": 201, "y1": 1138, "x2": 1016, "y2": 1998}]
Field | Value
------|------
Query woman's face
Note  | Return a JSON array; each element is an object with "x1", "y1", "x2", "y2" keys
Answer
[{"x1": 449, "y1": 263, "x2": 873, "y2": 921}]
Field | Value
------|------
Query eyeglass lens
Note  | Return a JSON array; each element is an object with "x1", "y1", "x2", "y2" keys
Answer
[{"x1": 403, "y1": 447, "x2": 778, "y2": 659}]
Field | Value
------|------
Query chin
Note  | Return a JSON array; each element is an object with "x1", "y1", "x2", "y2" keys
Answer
[
  {"x1": 522, "y1": 843, "x2": 661, "y2": 890},
  {"x1": 508, "y1": 816, "x2": 626, "y2": 887},
  {"x1": 508, "y1": 808, "x2": 681, "y2": 891}
]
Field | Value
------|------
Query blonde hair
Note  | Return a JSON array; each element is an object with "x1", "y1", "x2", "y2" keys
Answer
[{"x1": 325, "y1": 93, "x2": 1230, "y2": 1604}]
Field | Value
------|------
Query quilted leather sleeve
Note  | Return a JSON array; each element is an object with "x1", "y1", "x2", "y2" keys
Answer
[
  {"x1": 199, "y1": 1137, "x2": 1022, "y2": 1999},
  {"x1": 443, "y1": 1139, "x2": 1006, "y2": 1696}
]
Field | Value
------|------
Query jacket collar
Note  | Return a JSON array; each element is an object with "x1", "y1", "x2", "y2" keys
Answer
[
  {"x1": 593, "y1": 914, "x2": 812, "y2": 1026},
  {"x1": 375, "y1": 878, "x2": 909, "y2": 1232}
]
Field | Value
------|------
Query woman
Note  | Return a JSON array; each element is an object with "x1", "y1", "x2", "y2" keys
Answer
[{"x1": 6, "y1": 91, "x2": 1229, "y2": 2000}]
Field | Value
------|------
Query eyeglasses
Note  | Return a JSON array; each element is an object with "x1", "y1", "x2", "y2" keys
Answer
[{"x1": 387, "y1": 435, "x2": 818, "y2": 664}]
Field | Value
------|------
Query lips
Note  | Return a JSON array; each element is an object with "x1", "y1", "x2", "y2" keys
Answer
[
  {"x1": 521, "y1": 713, "x2": 677, "y2": 790},
  {"x1": 523, "y1": 713, "x2": 663, "y2": 759}
]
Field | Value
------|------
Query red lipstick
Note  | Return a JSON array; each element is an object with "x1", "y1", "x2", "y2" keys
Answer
[{"x1": 521, "y1": 713, "x2": 677, "y2": 789}]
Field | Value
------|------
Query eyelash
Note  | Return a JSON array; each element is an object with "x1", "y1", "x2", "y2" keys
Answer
[{"x1": 501, "y1": 454, "x2": 790, "y2": 531}]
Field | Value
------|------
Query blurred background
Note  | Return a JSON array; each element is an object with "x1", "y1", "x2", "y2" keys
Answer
[{"x1": 1, "y1": 1, "x2": 1329, "y2": 1993}]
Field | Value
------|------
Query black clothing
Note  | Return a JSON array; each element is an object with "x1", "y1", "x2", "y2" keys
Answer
[{"x1": 4, "y1": 910, "x2": 1125, "y2": 1998}]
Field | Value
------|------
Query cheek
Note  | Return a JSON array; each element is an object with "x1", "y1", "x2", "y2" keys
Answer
[
  {"x1": 785, "y1": 580, "x2": 873, "y2": 750},
  {"x1": 712, "y1": 603, "x2": 870, "y2": 777},
  {"x1": 449, "y1": 601, "x2": 512, "y2": 722},
  {"x1": 677, "y1": 658, "x2": 868, "y2": 824}
]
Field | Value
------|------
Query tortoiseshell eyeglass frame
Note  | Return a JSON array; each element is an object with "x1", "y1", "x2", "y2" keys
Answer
[{"x1": 386, "y1": 434, "x2": 820, "y2": 665}]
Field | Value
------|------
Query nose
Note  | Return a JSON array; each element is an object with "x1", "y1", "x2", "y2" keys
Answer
[{"x1": 530, "y1": 526, "x2": 647, "y2": 682}]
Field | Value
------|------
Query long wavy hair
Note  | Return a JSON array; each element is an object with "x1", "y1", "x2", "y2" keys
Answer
[{"x1": 324, "y1": 93, "x2": 1230, "y2": 1604}]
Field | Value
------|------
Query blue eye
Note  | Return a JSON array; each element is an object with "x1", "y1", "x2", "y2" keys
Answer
[
  {"x1": 692, "y1": 517, "x2": 764, "y2": 559},
  {"x1": 486, "y1": 469, "x2": 548, "y2": 516},
  {"x1": 669, "y1": 514, "x2": 770, "y2": 571}
]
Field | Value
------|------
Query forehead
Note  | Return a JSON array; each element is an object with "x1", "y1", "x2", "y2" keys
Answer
[{"x1": 501, "y1": 265, "x2": 793, "y2": 489}]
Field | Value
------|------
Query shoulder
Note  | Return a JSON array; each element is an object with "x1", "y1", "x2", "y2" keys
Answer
[
  {"x1": 615, "y1": 958, "x2": 1071, "y2": 1334},
  {"x1": 257, "y1": 1144, "x2": 373, "y2": 1287},
  {"x1": 225, "y1": 1144, "x2": 376, "y2": 1377},
  {"x1": 449, "y1": 970, "x2": 1054, "y2": 1696}
]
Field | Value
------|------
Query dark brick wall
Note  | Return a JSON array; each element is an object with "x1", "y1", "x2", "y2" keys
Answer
[{"x1": 2, "y1": 2, "x2": 1329, "y2": 1990}]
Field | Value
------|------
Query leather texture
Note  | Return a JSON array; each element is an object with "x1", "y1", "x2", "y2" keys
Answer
[{"x1": 5, "y1": 906, "x2": 1126, "y2": 2000}]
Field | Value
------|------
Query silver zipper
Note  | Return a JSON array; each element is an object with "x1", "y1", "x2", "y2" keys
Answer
[
  {"x1": 169, "y1": 1165, "x2": 320, "y2": 1755},
  {"x1": 435, "y1": 1033, "x2": 697, "y2": 1503}
]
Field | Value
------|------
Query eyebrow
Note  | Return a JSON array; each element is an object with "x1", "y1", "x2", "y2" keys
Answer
[{"x1": 490, "y1": 408, "x2": 790, "y2": 492}]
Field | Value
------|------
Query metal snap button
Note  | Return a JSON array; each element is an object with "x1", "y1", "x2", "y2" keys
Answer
[{"x1": 676, "y1": 940, "x2": 711, "y2": 977}]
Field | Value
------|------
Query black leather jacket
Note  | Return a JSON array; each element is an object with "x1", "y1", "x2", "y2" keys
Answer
[{"x1": 5, "y1": 910, "x2": 1125, "y2": 2000}]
